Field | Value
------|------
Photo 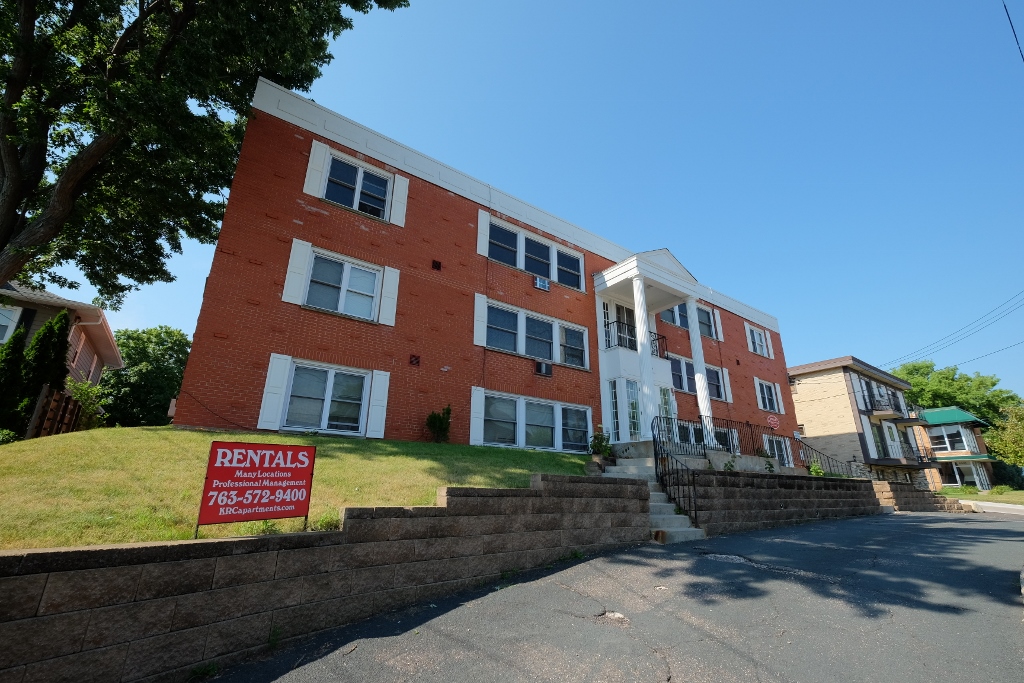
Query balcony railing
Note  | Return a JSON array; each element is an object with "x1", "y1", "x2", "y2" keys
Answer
[
  {"x1": 604, "y1": 321, "x2": 667, "y2": 357},
  {"x1": 866, "y1": 393, "x2": 906, "y2": 416},
  {"x1": 653, "y1": 415, "x2": 856, "y2": 478},
  {"x1": 873, "y1": 438, "x2": 935, "y2": 463}
]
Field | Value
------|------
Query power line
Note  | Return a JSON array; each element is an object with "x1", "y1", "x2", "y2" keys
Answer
[
  {"x1": 1004, "y1": 1, "x2": 1024, "y2": 66},
  {"x1": 882, "y1": 287, "x2": 1024, "y2": 366},
  {"x1": 946, "y1": 337, "x2": 1024, "y2": 367}
]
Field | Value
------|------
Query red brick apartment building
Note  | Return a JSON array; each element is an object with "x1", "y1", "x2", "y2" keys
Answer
[{"x1": 177, "y1": 79, "x2": 797, "y2": 457}]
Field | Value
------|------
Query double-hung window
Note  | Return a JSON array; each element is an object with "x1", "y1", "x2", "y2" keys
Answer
[
  {"x1": 486, "y1": 306, "x2": 518, "y2": 352},
  {"x1": 525, "y1": 401, "x2": 555, "y2": 448},
  {"x1": 325, "y1": 157, "x2": 390, "y2": 219},
  {"x1": 560, "y1": 327, "x2": 585, "y2": 368},
  {"x1": 697, "y1": 307, "x2": 716, "y2": 338},
  {"x1": 928, "y1": 425, "x2": 967, "y2": 452},
  {"x1": 525, "y1": 316, "x2": 554, "y2": 360},
  {"x1": 285, "y1": 364, "x2": 368, "y2": 433},
  {"x1": 524, "y1": 238, "x2": 551, "y2": 278},
  {"x1": 669, "y1": 357, "x2": 697, "y2": 393},
  {"x1": 482, "y1": 217, "x2": 583, "y2": 290},
  {"x1": 488, "y1": 224, "x2": 518, "y2": 267},
  {"x1": 748, "y1": 327, "x2": 767, "y2": 356},
  {"x1": 478, "y1": 390, "x2": 590, "y2": 451},
  {"x1": 659, "y1": 305, "x2": 690, "y2": 330},
  {"x1": 305, "y1": 254, "x2": 380, "y2": 320},
  {"x1": 0, "y1": 306, "x2": 21, "y2": 344},
  {"x1": 706, "y1": 367, "x2": 724, "y2": 400},
  {"x1": 756, "y1": 378, "x2": 780, "y2": 413},
  {"x1": 561, "y1": 407, "x2": 589, "y2": 451},
  {"x1": 556, "y1": 252, "x2": 582, "y2": 289},
  {"x1": 484, "y1": 396, "x2": 518, "y2": 445}
]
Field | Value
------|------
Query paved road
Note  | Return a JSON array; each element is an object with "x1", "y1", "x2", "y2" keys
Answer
[{"x1": 220, "y1": 513, "x2": 1024, "y2": 683}]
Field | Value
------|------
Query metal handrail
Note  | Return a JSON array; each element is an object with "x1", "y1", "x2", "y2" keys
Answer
[
  {"x1": 652, "y1": 417, "x2": 704, "y2": 526},
  {"x1": 650, "y1": 332, "x2": 668, "y2": 358},
  {"x1": 604, "y1": 320, "x2": 637, "y2": 351}
]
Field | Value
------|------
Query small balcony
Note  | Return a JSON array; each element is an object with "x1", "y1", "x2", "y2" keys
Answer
[
  {"x1": 604, "y1": 321, "x2": 667, "y2": 357},
  {"x1": 866, "y1": 393, "x2": 906, "y2": 417}
]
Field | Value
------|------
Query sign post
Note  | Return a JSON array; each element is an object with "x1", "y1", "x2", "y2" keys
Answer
[{"x1": 194, "y1": 441, "x2": 317, "y2": 538}]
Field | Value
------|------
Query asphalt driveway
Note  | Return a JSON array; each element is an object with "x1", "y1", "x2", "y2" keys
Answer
[{"x1": 218, "y1": 512, "x2": 1024, "y2": 683}]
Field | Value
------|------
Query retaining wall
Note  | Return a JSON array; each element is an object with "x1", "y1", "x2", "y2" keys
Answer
[
  {"x1": 686, "y1": 471, "x2": 882, "y2": 536},
  {"x1": 0, "y1": 474, "x2": 649, "y2": 683}
]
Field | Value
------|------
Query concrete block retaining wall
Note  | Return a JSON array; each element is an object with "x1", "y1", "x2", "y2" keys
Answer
[
  {"x1": 0, "y1": 474, "x2": 649, "y2": 683},
  {"x1": 686, "y1": 471, "x2": 882, "y2": 536}
]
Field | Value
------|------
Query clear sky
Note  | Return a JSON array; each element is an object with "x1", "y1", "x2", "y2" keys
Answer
[{"x1": 53, "y1": 1, "x2": 1024, "y2": 394}]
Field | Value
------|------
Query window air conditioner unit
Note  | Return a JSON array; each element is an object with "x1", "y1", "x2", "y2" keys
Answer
[
  {"x1": 535, "y1": 361, "x2": 553, "y2": 377},
  {"x1": 534, "y1": 276, "x2": 550, "y2": 291}
]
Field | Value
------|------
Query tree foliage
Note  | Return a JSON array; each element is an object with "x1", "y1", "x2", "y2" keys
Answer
[
  {"x1": 985, "y1": 406, "x2": 1024, "y2": 469},
  {"x1": 100, "y1": 325, "x2": 190, "y2": 426},
  {"x1": 890, "y1": 361, "x2": 1022, "y2": 427},
  {"x1": 22, "y1": 308, "x2": 71, "y2": 399},
  {"x1": 0, "y1": 324, "x2": 27, "y2": 431},
  {"x1": 0, "y1": 0, "x2": 407, "y2": 308}
]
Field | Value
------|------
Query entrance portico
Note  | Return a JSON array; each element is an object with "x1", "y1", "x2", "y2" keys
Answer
[{"x1": 594, "y1": 249, "x2": 714, "y2": 443}]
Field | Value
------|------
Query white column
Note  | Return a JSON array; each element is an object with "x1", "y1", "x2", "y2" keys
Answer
[
  {"x1": 632, "y1": 276, "x2": 658, "y2": 440},
  {"x1": 684, "y1": 297, "x2": 714, "y2": 426}
]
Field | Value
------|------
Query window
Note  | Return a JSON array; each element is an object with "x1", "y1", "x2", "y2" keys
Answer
[
  {"x1": 669, "y1": 357, "x2": 697, "y2": 393},
  {"x1": 706, "y1": 367, "x2": 723, "y2": 400},
  {"x1": 524, "y1": 238, "x2": 550, "y2": 277},
  {"x1": 609, "y1": 380, "x2": 621, "y2": 440},
  {"x1": 748, "y1": 326, "x2": 767, "y2": 356},
  {"x1": 756, "y1": 379, "x2": 779, "y2": 412},
  {"x1": 659, "y1": 305, "x2": 689, "y2": 330},
  {"x1": 285, "y1": 365, "x2": 367, "y2": 433},
  {"x1": 560, "y1": 327, "x2": 585, "y2": 368},
  {"x1": 626, "y1": 380, "x2": 641, "y2": 441},
  {"x1": 562, "y1": 407, "x2": 589, "y2": 451},
  {"x1": 659, "y1": 387, "x2": 673, "y2": 419},
  {"x1": 480, "y1": 298, "x2": 588, "y2": 368},
  {"x1": 486, "y1": 306, "x2": 518, "y2": 352},
  {"x1": 526, "y1": 402, "x2": 555, "y2": 448},
  {"x1": 764, "y1": 436, "x2": 792, "y2": 467},
  {"x1": 304, "y1": 255, "x2": 380, "y2": 320},
  {"x1": 482, "y1": 218, "x2": 584, "y2": 290},
  {"x1": 484, "y1": 396, "x2": 518, "y2": 445},
  {"x1": 697, "y1": 307, "x2": 716, "y2": 338},
  {"x1": 929, "y1": 425, "x2": 967, "y2": 452},
  {"x1": 488, "y1": 224, "x2": 518, "y2": 267},
  {"x1": 556, "y1": 252, "x2": 581, "y2": 289},
  {"x1": 525, "y1": 316, "x2": 553, "y2": 360},
  {"x1": 325, "y1": 157, "x2": 390, "y2": 219},
  {"x1": 0, "y1": 306, "x2": 21, "y2": 344}
]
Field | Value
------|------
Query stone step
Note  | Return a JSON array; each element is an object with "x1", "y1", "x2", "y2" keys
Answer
[
  {"x1": 615, "y1": 457, "x2": 655, "y2": 467},
  {"x1": 650, "y1": 514, "x2": 691, "y2": 529},
  {"x1": 648, "y1": 482, "x2": 663, "y2": 493},
  {"x1": 652, "y1": 527, "x2": 706, "y2": 544},
  {"x1": 602, "y1": 472, "x2": 657, "y2": 483},
  {"x1": 650, "y1": 492, "x2": 669, "y2": 504},
  {"x1": 650, "y1": 502, "x2": 676, "y2": 516},
  {"x1": 604, "y1": 464, "x2": 656, "y2": 473}
]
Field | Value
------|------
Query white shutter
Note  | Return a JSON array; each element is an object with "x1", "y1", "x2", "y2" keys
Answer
[
  {"x1": 473, "y1": 293, "x2": 488, "y2": 346},
  {"x1": 713, "y1": 309, "x2": 724, "y2": 341},
  {"x1": 861, "y1": 415, "x2": 878, "y2": 459},
  {"x1": 753, "y1": 376, "x2": 763, "y2": 410},
  {"x1": 389, "y1": 175, "x2": 409, "y2": 227},
  {"x1": 365, "y1": 370, "x2": 390, "y2": 438},
  {"x1": 378, "y1": 267, "x2": 400, "y2": 326},
  {"x1": 257, "y1": 354, "x2": 292, "y2": 430},
  {"x1": 765, "y1": 330, "x2": 775, "y2": 359},
  {"x1": 774, "y1": 383, "x2": 784, "y2": 414},
  {"x1": 743, "y1": 323, "x2": 754, "y2": 353},
  {"x1": 477, "y1": 209, "x2": 490, "y2": 256},
  {"x1": 730, "y1": 429, "x2": 740, "y2": 454},
  {"x1": 469, "y1": 386, "x2": 485, "y2": 445},
  {"x1": 302, "y1": 140, "x2": 330, "y2": 197},
  {"x1": 282, "y1": 239, "x2": 313, "y2": 304},
  {"x1": 722, "y1": 367, "x2": 733, "y2": 403}
]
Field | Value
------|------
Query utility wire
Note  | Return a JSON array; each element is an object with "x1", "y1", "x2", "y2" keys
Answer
[
  {"x1": 882, "y1": 287, "x2": 1024, "y2": 366},
  {"x1": 946, "y1": 337, "x2": 1024, "y2": 367},
  {"x1": 1004, "y1": 1, "x2": 1024, "y2": 65}
]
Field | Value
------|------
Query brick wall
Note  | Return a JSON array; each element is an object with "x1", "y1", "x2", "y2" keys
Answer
[
  {"x1": 789, "y1": 368, "x2": 863, "y2": 460},
  {"x1": 0, "y1": 475, "x2": 648, "y2": 683}
]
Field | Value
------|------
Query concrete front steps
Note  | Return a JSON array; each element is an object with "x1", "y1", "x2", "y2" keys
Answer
[
  {"x1": 602, "y1": 458, "x2": 706, "y2": 544},
  {"x1": 873, "y1": 481, "x2": 967, "y2": 513}
]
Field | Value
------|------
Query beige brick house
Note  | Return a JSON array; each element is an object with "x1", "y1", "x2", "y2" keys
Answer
[{"x1": 788, "y1": 356, "x2": 941, "y2": 489}]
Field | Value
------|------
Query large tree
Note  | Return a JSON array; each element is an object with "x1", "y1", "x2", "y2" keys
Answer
[
  {"x1": 890, "y1": 361, "x2": 1022, "y2": 427},
  {"x1": 101, "y1": 325, "x2": 189, "y2": 426},
  {"x1": 0, "y1": 0, "x2": 406, "y2": 308}
]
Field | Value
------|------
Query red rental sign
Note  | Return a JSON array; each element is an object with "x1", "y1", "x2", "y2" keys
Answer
[
  {"x1": 197, "y1": 441, "x2": 317, "y2": 526},
  {"x1": 766, "y1": 415, "x2": 780, "y2": 430}
]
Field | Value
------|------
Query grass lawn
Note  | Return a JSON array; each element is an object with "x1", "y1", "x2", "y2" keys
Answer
[
  {"x1": 935, "y1": 488, "x2": 1024, "y2": 506},
  {"x1": 0, "y1": 426, "x2": 588, "y2": 550}
]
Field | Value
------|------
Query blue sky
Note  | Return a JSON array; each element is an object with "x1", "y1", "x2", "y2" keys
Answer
[{"x1": 53, "y1": 1, "x2": 1024, "y2": 393}]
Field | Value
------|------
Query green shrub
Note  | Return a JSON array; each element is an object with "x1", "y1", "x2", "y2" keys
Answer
[
  {"x1": 809, "y1": 462, "x2": 825, "y2": 477},
  {"x1": 240, "y1": 519, "x2": 281, "y2": 536},
  {"x1": 65, "y1": 377, "x2": 108, "y2": 430},
  {"x1": 990, "y1": 484, "x2": 1014, "y2": 495},
  {"x1": 722, "y1": 455, "x2": 736, "y2": 472},
  {"x1": 991, "y1": 460, "x2": 1024, "y2": 489},
  {"x1": 589, "y1": 428, "x2": 612, "y2": 457},
  {"x1": 425, "y1": 405, "x2": 451, "y2": 443},
  {"x1": 0, "y1": 429, "x2": 19, "y2": 445},
  {"x1": 763, "y1": 458, "x2": 775, "y2": 473},
  {"x1": 309, "y1": 508, "x2": 341, "y2": 531},
  {"x1": 939, "y1": 485, "x2": 977, "y2": 496}
]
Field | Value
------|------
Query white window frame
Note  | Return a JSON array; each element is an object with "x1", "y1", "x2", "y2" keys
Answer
[
  {"x1": 477, "y1": 296, "x2": 589, "y2": 369},
  {"x1": 659, "y1": 304, "x2": 690, "y2": 331},
  {"x1": 928, "y1": 424, "x2": 969, "y2": 452},
  {"x1": 315, "y1": 149, "x2": 395, "y2": 221},
  {"x1": 755, "y1": 377, "x2": 782, "y2": 413},
  {"x1": 744, "y1": 322, "x2": 774, "y2": 358},
  {"x1": 302, "y1": 248, "x2": 385, "y2": 322},
  {"x1": 280, "y1": 360, "x2": 372, "y2": 436},
  {"x1": 0, "y1": 305, "x2": 23, "y2": 344},
  {"x1": 706, "y1": 364, "x2": 727, "y2": 401},
  {"x1": 479, "y1": 214, "x2": 585, "y2": 292},
  {"x1": 477, "y1": 389, "x2": 591, "y2": 452},
  {"x1": 696, "y1": 306, "x2": 717, "y2": 339},
  {"x1": 667, "y1": 353, "x2": 697, "y2": 394}
]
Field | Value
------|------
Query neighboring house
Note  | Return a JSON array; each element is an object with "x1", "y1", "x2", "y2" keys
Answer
[
  {"x1": 912, "y1": 407, "x2": 995, "y2": 490},
  {"x1": 0, "y1": 283, "x2": 123, "y2": 385},
  {"x1": 175, "y1": 79, "x2": 798, "y2": 455},
  {"x1": 788, "y1": 356, "x2": 939, "y2": 488}
]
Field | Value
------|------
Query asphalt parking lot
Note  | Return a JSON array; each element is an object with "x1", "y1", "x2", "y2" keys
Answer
[{"x1": 219, "y1": 512, "x2": 1024, "y2": 683}]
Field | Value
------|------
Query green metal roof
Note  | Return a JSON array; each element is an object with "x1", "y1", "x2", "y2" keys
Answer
[{"x1": 917, "y1": 407, "x2": 988, "y2": 427}]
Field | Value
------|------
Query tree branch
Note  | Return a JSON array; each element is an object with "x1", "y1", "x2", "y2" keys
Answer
[{"x1": 110, "y1": 0, "x2": 169, "y2": 57}]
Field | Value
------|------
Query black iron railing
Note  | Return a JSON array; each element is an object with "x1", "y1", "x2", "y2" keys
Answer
[
  {"x1": 604, "y1": 320, "x2": 637, "y2": 351},
  {"x1": 652, "y1": 417, "x2": 704, "y2": 525},
  {"x1": 650, "y1": 332, "x2": 668, "y2": 358},
  {"x1": 866, "y1": 393, "x2": 905, "y2": 416}
]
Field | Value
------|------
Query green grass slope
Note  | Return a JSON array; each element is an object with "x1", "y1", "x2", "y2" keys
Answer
[{"x1": 0, "y1": 426, "x2": 588, "y2": 550}]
